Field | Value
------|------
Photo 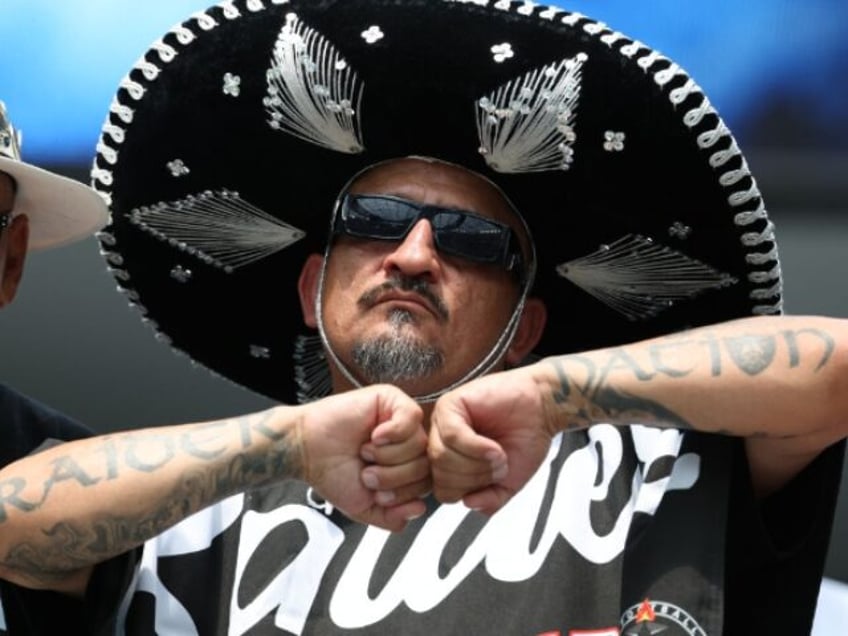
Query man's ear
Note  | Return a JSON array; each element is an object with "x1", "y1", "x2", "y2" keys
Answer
[
  {"x1": 297, "y1": 253, "x2": 325, "y2": 328},
  {"x1": 0, "y1": 215, "x2": 29, "y2": 308},
  {"x1": 505, "y1": 297, "x2": 547, "y2": 366}
]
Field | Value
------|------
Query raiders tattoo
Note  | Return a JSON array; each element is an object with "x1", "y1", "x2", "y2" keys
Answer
[{"x1": 0, "y1": 410, "x2": 299, "y2": 579}]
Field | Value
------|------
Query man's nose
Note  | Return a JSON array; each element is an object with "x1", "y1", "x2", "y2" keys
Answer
[{"x1": 382, "y1": 219, "x2": 442, "y2": 281}]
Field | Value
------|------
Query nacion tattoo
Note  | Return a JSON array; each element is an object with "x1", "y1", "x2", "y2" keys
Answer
[
  {"x1": 701, "y1": 328, "x2": 834, "y2": 376},
  {"x1": 722, "y1": 334, "x2": 776, "y2": 376},
  {"x1": 781, "y1": 328, "x2": 834, "y2": 371},
  {"x1": 551, "y1": 356, "x2": 692, "y2": 430}
]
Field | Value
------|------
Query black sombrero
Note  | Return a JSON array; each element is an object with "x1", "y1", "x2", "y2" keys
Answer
[{"x1": 92, "y1": 0, "x2": 783, "y2": 405}]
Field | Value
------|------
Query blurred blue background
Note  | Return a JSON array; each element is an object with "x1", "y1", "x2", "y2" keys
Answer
[
  {"x1": 2, "y1": 0, "x2": 847, "y2": 165},
  {"x1": 0, "y1": 2, "x2": 847, "y2": 623}
]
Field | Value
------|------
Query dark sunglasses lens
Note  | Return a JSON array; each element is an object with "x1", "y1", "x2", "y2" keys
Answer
[
  {"x1": 340, "y1": 195, "x2": 518, "y2": 271},
  {"x1": 344, "y1": 197, "x2": 417, "y2": 238},
  {"x1": 432, "y1": 212, "x2": 508, "y2": 263}
]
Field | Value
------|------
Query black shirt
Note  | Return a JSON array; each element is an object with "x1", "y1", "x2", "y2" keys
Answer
[{"x1": 0, "y1": 387, "x2": 842, "y2": 635}]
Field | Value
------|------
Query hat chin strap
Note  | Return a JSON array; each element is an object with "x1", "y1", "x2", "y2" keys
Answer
[{"x1": 313, "y1": 248, "x2": 533, "y2": 404}]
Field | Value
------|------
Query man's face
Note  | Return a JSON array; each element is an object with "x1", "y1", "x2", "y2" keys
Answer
[{"x1": 318, "y1": 158, "x2": 530, "y2": 396}]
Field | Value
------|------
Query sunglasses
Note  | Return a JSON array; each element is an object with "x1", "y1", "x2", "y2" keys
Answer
[{"x1": 333, "y1": 194, "x2": 524, "y2": 277}]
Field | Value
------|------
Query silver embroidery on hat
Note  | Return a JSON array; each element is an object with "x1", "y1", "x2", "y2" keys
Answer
[
  {"x1": 603, "y1": 130, "x2": 625, "y2": 152},
  {"x1": 154, "y1": 331, "x2": 173, "y2": 345},
  {"x1": 293, "y1": 334, "x2": 331, "y2": 403},
  {"x1": 555, "y1": 235, "x2": 737, "y2": 321},
  {"x1": 105, "y1": 252, "x2": 125, "y2": 267},
  {"x1": 619, "y1": 40, "x2": 645, "y2": 59},
  {"x1": 516, "y1": 1, "x2": 539, "y2": 16},
  {"x1": 223, "y1": 72, "x2": 241, "y2": 96},
  {"x1": 582, "y1": 20, "x2": 608, "y2": 36},
  {"x1": 601, "y1": 31, "x2": 627, "y2": 47},
  {"x1": 490, "y1": 42, "x2": 514, "y2": 63},
  {"x1": 250, "y1": 345, "x2": 272, "y2": 359},
  {"x1": 560, "y1": 12, "x2": 585, "y2": 27},
  {"x1": 173, "y1": 25, "x2": 197, "y2": 46},
  {"x1": 609, "y1": 36, "x2": 782, "y2": 314},
  {"x1": 96, "y1": 231, "x2": 117, "y2": 246},
  {"x1": 170, "y1": 265, "x2": 193, "y2": 283},
  {"x1": 668, "y1": 221, "x2": 692, "y2": 240},
  {"x1": 135, "y1": 59, "x2": 161, "y2": 82},
  {"x1": 190, "y1": 11, "x2": 218, "y2": 31},
  {"x1": 124, "y1": 289, "x2": 141, "y2": 303},
  {"x1": 264, "y1": 13, "x2": 364, "y2": 153},
  {"x1": 166, "y1": 159, "x2": 190, "y2": 177},
  {"x1": 361, "y1": 26, "x2": 384, "y2": 44},
  {"x1": 220, "y1": 1, "x2": 240, "y2": 19},
  {"x1": 127, "y1": 190, "x2": 306, "y2": 272},
  {"x1": 477, "y1": 53, "x2": 586, "y2": 173},
  {"x1": 151, "y1": 39, "x2": 178, "y2": 63}
]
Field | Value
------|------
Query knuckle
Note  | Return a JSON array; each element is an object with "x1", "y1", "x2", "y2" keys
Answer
[{"x1": 432, "y1": 485, "x2": 460, "y2": 504}]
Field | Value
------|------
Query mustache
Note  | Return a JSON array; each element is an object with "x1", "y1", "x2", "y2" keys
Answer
[{"x1": 358, "y1": 276, "x2": 450, "y2": 322}]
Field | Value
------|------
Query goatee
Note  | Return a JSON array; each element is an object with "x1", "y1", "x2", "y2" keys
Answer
[{"x1": 351, "y1": 309, "x2": 444, "y2": 383}]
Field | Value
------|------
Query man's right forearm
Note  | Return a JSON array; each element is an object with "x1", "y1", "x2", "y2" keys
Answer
[{"x1": 0, "y1": 406, "x2": 301, "y2": 591}]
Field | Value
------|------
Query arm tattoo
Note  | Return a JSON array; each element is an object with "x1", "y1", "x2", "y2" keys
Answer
[
  {"x1": 549, "y1": 325, "x2": 837, "y2": 434},
  {"x1": 706, "y1": 328, "x2": 833, "y2": 376},
  {"x1": 781, "y1": 328, "x2": 834, "y2": 371},
  {"x1": 551, "y1": 355, "x2": 691, "y2": 430},
  {"x1": 721, "y1": 334, "x2": 777, "y2": 376},
  {"x1": 0, "y1": 410, "x2": 301, "y2": 580}
]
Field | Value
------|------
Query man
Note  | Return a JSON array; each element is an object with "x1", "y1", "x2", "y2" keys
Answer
[
  {"x1": 0, "y1": 98, "x2": 110, "y2": 466},
  {"x1": 0, "y1": 99, "x2": 114, "y2": 631},
  {"x1": 0, "y1": 102, "x2": 432, "y2": 636},
  {"x1": 1, "y1": 1, "x2": 845, "y2": 634}
]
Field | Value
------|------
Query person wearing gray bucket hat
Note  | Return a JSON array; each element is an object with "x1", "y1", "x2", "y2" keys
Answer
[{"x1": 0, "y1": 1, "x2": 846, "y2": 634}]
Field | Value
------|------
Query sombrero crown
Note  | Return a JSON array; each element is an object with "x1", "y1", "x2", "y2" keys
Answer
[{"x1": 92, "y1": 0, "x2": 782, "y2": 404}]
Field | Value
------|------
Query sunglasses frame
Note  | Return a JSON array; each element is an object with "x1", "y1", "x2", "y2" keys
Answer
[{"x1": 333, "y1": 193, "x2": 524, "y2": 279}]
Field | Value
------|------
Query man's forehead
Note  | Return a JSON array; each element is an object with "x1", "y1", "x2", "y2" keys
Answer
[{"x1": 352, "y1": 157, "x2": 485, "y2": 187}]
